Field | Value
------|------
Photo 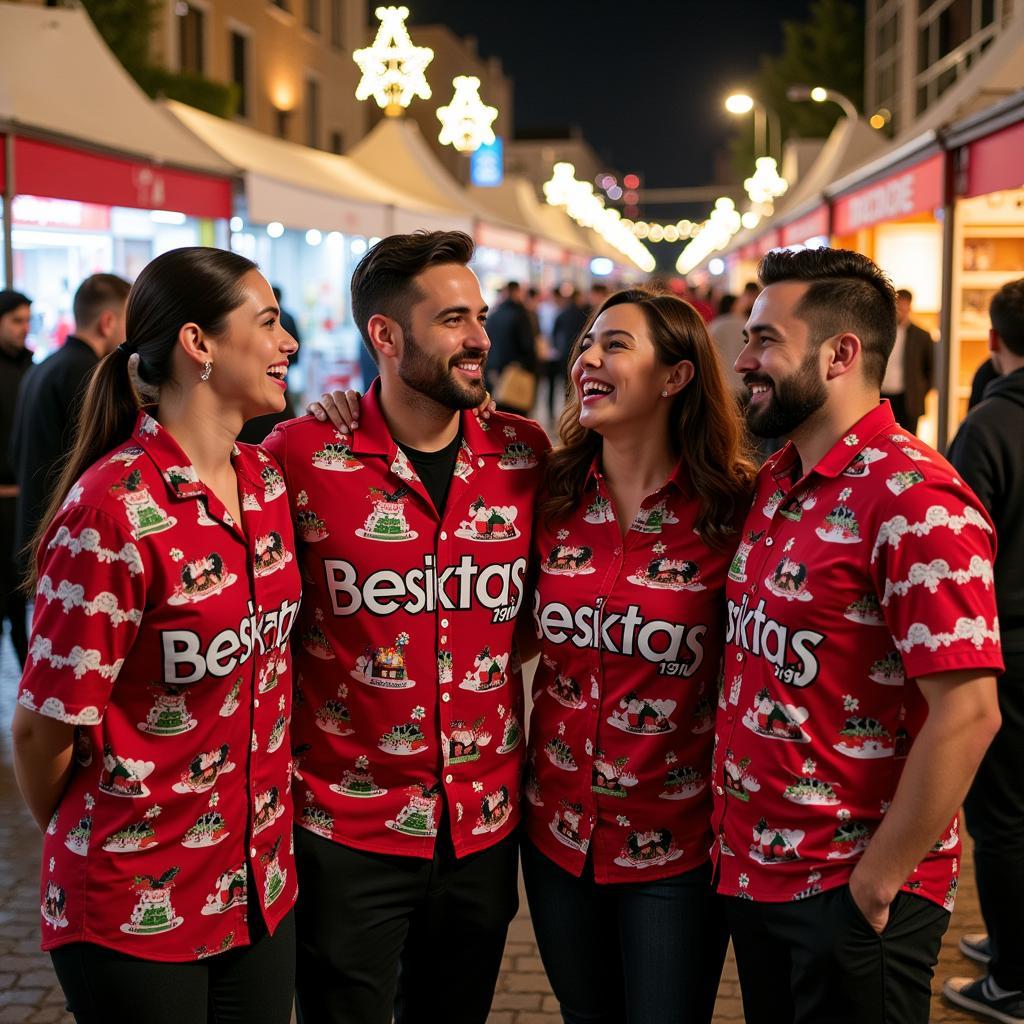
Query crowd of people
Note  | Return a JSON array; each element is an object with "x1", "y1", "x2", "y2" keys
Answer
[{"x1": 2, "y1": 234, "x2": 1022, "y2": 1024}]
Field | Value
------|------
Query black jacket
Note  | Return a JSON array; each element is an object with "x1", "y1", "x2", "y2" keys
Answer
[
  {"x1": 10, "y1": 336, "x2": 99, "y2": 566},
  {"x1": 486, "y1": 299, "x2": 537, "y2": 375},
  {"x1": 0, "y1": 345, "x2": 34, "y2": 485},
  {"x1": 947, "y1": 366, "x2": 1024, "y2": 649},
  {"x1": 901, "y1": 322, "x2": 935, "y2": 422},
  {"x1": 551, "y1": 303, "x2": 589, "y2": 363}
]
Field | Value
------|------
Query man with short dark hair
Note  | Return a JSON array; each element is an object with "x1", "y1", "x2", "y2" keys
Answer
[
  {"x1": 263, "y1": 231, "x2": 550, "y2": 1024},
  {"x1": 714, "y1": 247, "x2": 1003, "y2": 1024},
  {"x1": 881, "y1": 288, "x2": 935, "y2": 435},
  {"x1": 0, "y1": 289, "x2": 33, "y2": 665},
  {"x1": 10, "y1": 273, "x2": 130, "y2": 572},
  {"x1": 944, "y1": 278, "x2": 1024, "y2": 1024},
  {"x1": 485, "y1": 280, "x2": 538, "y2": 413}
]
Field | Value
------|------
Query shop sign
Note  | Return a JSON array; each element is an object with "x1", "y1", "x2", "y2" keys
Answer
[
  {"x1": 833, "y1": 153, "x2": 944, "y2": 235},
  {"x1": 960, "y1": 120, "x2": 1024, "y2": 198},
  {"x1": 476, "y1": 221, "x2": 530, "y2": 255},
  {"x1": 781, "y1": 205, "x2": 829, "y2": 246},
  {"x1": 12, "y1": 194, "x2": 111, "y2": 231},
  {"x1": 532, "y1": 238, "x2": 565, "y2": 263},
  {"x1": 470, "y1": 138, "x2": 504, "y2": 188}
]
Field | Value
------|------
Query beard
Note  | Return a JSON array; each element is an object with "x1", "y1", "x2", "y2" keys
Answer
[
  {"x1": 397, "y1": 330, "x2": 487, "y2": 410},
  {"x1": 744, "y1": 350, "x2": 828, "y2": 438}
]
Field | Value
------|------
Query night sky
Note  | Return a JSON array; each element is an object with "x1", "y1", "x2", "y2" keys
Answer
[{"x1": 410, "y1": 1, "x2": 816, "y2": 197}]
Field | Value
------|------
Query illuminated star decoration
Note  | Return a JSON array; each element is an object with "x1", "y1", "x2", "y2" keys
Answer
[
  {"x1": 353, "y1": 6, "x2": 433, "y2": 116},
  {"x1": 436, "y1": 76, "x2": 498, "y2": 152}
]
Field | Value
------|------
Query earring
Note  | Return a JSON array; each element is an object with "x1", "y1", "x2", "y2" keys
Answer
[
  {"x1": 661, "y1": 389, "x2": 669, "y2": 398},
  {"x1": 200, "y1": 361, "x2": 213, "y2": 382}
]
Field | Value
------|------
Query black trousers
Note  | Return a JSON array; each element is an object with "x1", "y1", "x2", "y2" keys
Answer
[
  {"x1": 50, "y1": 910, "x2": 295, "y2": 1024},
  {"x1": 522, "y1": 839, "x2": 727, "y2": 1024},
  {"x1": 540, "y1": 360, "x2": 565, "y2": 422},
  {"x1": 294, "y1": 825, "x2": 519, "y2": 1024},
  {"x1": 964, "y1": 647, "x2": 1024, "y2": 990},
  {"x1": 0, "y1": 495, "x2": 28, "y2": 667},
  {"x1": 727, "y1": 886, "x2": 948, "y2": 1024}
]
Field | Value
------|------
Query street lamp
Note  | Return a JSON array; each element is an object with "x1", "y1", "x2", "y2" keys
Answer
[
  {"x1": 724, "y1": 92, "x2": 782, "y2": 164},
  {"x1": 786, "y1": 84, "x2": 859, "y2": 121}
]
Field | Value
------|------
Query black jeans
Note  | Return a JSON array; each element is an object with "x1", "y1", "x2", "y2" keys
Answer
[
  {"x1": 294, "y1": 825, "x2": 519, "y2": 1024},
  {"x1": 727, "y1": 886, "x2": 948, "y2": 1024},
  {"x1": 50, "y1": 909, "x2": 295, "y2": 1024},
  {"x1": 521, "y1": 839, "x2": 728, "y2": 1024},
  {"x1": 964, "y1": 646, "x2": 1024, "y2": 990}
]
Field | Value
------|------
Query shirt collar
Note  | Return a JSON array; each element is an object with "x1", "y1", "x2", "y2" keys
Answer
[
  {"x1": 584, "y1": 451, "x2": 691, "y2": 496},
  {"x1": 349, "y1": 378, "x2": 503, "y2": 459},
  {"x1": 769, "y1": 400, "x2": 898, "y2": 484},
  {"x1": 131, "y1": 409, "x2": 258, "y2": 501}
]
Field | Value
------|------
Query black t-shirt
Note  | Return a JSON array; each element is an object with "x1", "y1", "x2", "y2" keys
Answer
[{"x1": 397, "y1": 431, "x2": 462, "y2": 513}]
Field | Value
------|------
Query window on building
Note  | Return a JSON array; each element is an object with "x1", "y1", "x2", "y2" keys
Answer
[
  {"x1": 329, "y1": 130, "x2": 343, "y2": 154},
  {"x1": 330, "y1": 0, "x2": 343, "y2": 48},
  {"x1": 178, "y1": 3, "x2": 205, "y2": 75},
  {"x1": 306, "y1": 77, "x2": 321, "y2": 149},
  {"x1": 306, "y1": 0, "x2": 320, "y2": 32},
  {"x1": 230, "y1": 30, "x2": 248, "y2": 118}
]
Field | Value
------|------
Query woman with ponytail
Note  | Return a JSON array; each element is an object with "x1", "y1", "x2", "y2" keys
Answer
[
  {"x1": 11, "y1": 247, "x2": 301, "y2": 1024},
  {"x1": 519, "y1": 288, "x2": 754, "y2": 1024}
]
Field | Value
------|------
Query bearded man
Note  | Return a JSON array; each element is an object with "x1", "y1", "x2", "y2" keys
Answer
[{"x1": 263, "y1": 231, "x2": 549, "y2": 1024}]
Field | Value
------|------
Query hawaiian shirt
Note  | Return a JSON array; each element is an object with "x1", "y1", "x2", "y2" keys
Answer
[
  {"x1": 263, "y1": 382, "x2": 550, "y2": 859},
  {"x1": 711, "y1": 402, "x2": 1003, "y2": 909},
  {"x1": 18, "y1": 411, "x2": 301, "y2": 962},
  {"x1": 525, "y1": 460, "x2": 731, "y2": 883}
]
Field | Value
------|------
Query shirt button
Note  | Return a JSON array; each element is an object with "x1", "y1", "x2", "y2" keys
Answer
[
  {"x1": 715, "y1": 785, "x2": 725, "y2": 796},
  {"x1": 250, "y1": 847, "x2": 257, "y2": 858},
  {"x1": 254, "y1": 698, "x2": 260, "y2": 708},
  {"x1": 441, "y1": 618, "x2": 449, "y2": 628},
  {"x1": 442, "y1": 692, "x2": 451, "y2": 703},
  {"x1": 736, "y1": 652, "x2": 744, "y2": 662},
  {"x1": 477, "y1": 458, "x2": 485, "y2": 467},
  {"x1": 613, "y1": 547, "x2": 622, "y2": 556},
  {"x1": 751, "y1": 584, "x2": 758, "y2": 594},
  {"x1": 440, "y1": 530, "x2": 448, "y2": 541},
  {"x1": 765, "y1": 537, "x2": 774, "y2": 547},
  {"x1": 445, "y1": 773, "x2": 454, "y2": 784}
]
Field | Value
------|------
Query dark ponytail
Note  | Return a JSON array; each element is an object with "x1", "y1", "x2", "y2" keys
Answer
[{"x1": 26, "y1": 246, "x2": 257, "y2": 589}]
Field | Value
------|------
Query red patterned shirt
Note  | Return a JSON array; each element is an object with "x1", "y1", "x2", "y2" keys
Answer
[
  {"x1": 525, "y1": 460, "x2": 731, "y2": 883},
  {"x1": 711, "y1": 402, "x2": 1003, "y2": 908},
  {"x1": 263, "y1": 383, "x2": 549, "y2": 858},
  {"x1": 19, "y1": 411, "x2": 302, "y2": 961}
]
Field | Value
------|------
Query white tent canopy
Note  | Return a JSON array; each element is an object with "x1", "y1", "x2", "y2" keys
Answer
[
  {"x1": 164, "y1": 100, "x2": 460, "y2": 238},
  {"x1": 0, "y1": 3, "x2": 230, "y2": 175}
]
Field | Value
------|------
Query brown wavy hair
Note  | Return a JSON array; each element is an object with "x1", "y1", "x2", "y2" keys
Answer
[{"x1": 540, "y1": 288, "x2": 756, "y2": 548}]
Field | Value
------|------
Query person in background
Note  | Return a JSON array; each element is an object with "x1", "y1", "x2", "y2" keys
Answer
[
  {"x1": 718, "y1": 248, "x2": 1001, "y2": 1024},
  {"x1": 584, "y1": 282, "x2": 610, "y2": 318},
  {"x1": 11, "y1": 247, "x2": 301, "y2": 1024},
  {"x1": 968, "y1": 357, "x2": 1000, "y2": 410},
  {"x1": 880, "y1": 288, "x2": 935, "y2": 435},
  {"x1": 10, "y1": 274, "x2": 131, "y2": 577},
  {"x1": 271, "y1": 285, "x2": 301, "y2": 361},
  {"x1": 486, "y1": 280, "x2": 539, "y2": 414},
  {"x1": 0, "y1": 289, "x2": 33, "y2": 666},
  {"x1": 737, "y1": 281, "x2": 761, "y2": 318},
  {"x1": 709, "y1": 293, "x2": 748, "y2": 397},
  {"x1": 543, "y1": 286, "x2": 587, "y2": 425},
  {"x1": 521, "y1": 288, "x2": 752, "y2": 1023},
  {"x1": 944, "y1": 278, "x2": 1024, "y2": 1024}
]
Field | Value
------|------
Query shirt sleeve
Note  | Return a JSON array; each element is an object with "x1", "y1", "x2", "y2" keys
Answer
[
  {"x1": 869, "y1": 472, "x2": 1003, "y2": 683},
  {"x1": 17, "y1": 503, "x2": 147, "y2": 725}
]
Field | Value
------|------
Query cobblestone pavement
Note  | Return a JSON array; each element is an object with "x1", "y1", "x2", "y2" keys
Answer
[{"x1": 0, "y1": 632, "x2": 994, "y2": 1022}]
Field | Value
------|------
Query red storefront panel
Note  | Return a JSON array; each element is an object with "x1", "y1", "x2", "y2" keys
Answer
[
  {"x1": 961, "y1": 120, "x2": 1024, "y2": 198},
  {"x1": 833, "y1": 153, "x2": 945, "y2": 235},
  {"x1": 13, "y1": 137, "x2": 231, "y2": 219},
  {"x1": 780, "y1": 205, "x2": 829, "y2": 246}
]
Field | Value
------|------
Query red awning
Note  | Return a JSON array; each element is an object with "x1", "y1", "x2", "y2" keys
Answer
[
  {"x1": 959, "y1": 119, "x2": 1024, "y2": 198},
  {"x1": 780, "y1": 205, "x2": 830, "y2": 246},
  {"x1": 12, "y1": 137, "x2": 232, "y2": 219},
  {"x1": 832, "y1": 153, "x2": 945, "y2": 235}
]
